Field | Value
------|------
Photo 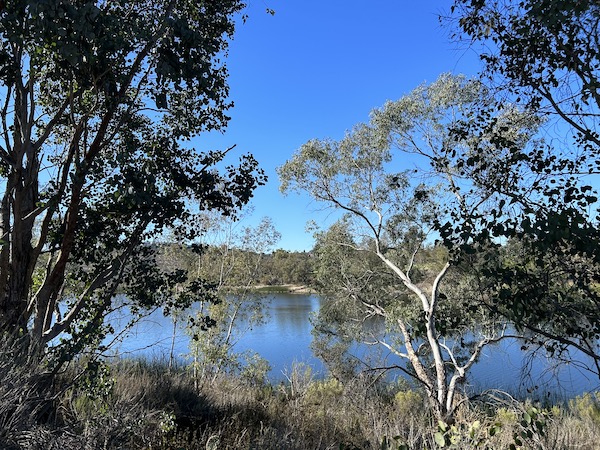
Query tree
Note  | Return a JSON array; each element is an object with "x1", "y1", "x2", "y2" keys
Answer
[
  {"x1": 0, "y1": 0, "x2": 265, "y2": 359},
  {"x1": 189, "y1": 215, "x2": 280, "y2": 384},
  {"x1": 279, "y1": 74, "x2": 535, "y2": 421},
  {"x1": 447, "y1": 0, "x2": 600, "y2": 374},
  {"x1": 450, "y1": 0, "x2": 600, "y2": 153},
  {"x1": 269, "y1": 249, "x2": 314, "y2": 286}
]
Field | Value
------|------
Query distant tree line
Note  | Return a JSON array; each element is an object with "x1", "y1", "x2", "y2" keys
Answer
[{"x1": 161, "y1": 244, "x2": 316, "y2": 289}]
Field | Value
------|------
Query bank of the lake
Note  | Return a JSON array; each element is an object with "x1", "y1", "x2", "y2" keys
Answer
[
  {"x1": 4, "y1": 356, "x2": 599, "y2": 450},
  {"x1": 6, "y1": 293, "x2": 600, "y2": 449},
  {"x1": 231, "y1": 284, "x2": 316, "y2": 294}
]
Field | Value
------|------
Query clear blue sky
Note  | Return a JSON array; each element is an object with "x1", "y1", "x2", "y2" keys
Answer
[{"x1": 195, "y1": 1, "x2": 481, "y2": 252}]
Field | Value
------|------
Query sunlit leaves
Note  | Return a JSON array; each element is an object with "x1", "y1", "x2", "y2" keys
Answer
[
  {"x1": 0, "y1": 0, "x2": 267, "y2": 362},
  {"x1": 449, "y1": 0, "x2": 600, "y2": 369}
]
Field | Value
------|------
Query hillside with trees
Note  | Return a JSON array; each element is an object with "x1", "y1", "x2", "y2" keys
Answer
[{"x1": 158, "y1": 241, "x2": 316, "y2": 290}]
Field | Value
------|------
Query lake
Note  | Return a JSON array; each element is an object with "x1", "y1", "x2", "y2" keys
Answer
[{"x1": 107, "y1": 293, "x2": 599, "y2": 399}]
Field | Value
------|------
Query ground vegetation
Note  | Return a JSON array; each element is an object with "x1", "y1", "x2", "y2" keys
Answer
[{"x1": 1, "y1": 357, "x2": 599, "y2": 449}]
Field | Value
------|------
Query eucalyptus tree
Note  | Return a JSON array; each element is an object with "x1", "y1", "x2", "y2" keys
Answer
[
  {"x1": 450, "y1": 0, "x2": 600, "y2": 147},
  {"x1": 0, "y1": 0, "x2": 265, "y2": 359},
  {"x1": 279, "y1": 74, "x2": 538, "y2": 421},
  {"x1": 447, "y1": 0, "x2": 600, "y2": 372},
  {"x1": 189, "y1": 215, "x2": 280, "y2": 383}
]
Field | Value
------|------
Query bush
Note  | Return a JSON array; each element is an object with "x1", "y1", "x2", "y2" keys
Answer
[
  {"x1": 394, "y1": 390, "x2": 424, "y2": 417},
  {"x1": 4, "y1": 354, "x2": 600, "y2": 449},
  {"x1": 569, "y1": 392, "x2": 600, "y2": 424},
  {"x1": 305, "y1": 377, "x2": 344, "y2": 405}
]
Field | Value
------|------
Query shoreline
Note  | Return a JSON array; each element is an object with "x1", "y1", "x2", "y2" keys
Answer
[{"x1": 252, "y1": 284, "x2": 316, "y2": 294}]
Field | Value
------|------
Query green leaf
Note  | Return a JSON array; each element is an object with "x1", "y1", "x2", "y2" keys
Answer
[
  {"x1": 438, "y1": 420, "x2": 448, "y2": 432},
  {"x1": 434, "y1": 432, "x2": 446, "y2": 447},
  {"x1": 491, "y1": 423, "x2": 503, "y2": 437}
]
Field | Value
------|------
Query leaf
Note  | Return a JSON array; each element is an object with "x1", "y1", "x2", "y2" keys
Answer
[
  {"x1": 156, "y1": 91, "x2": 167, "y2": 109},
  {"x1": 434, "y1": 431, "x2": 446, "y2": 447},
  {"x1": 489, "y1": 424, "x2": 501, "y2": 436},
  {"x1": 438, "y1": 420, "x2": 448, "y2": 432}
]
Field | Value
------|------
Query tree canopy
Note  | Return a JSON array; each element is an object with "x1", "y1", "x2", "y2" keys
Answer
[
  {"x1": 279, "y1": 73, "x2": 540, "y2": 420},
  {"x1": 451, "y1": 0, "x2": 600, "y2": 154},
  {"x1": 449, "y1": 0, "x2": 600, "y2": 373},
  {"x1": 0, "y1": 0, "x2": 265, "y2": 359}
]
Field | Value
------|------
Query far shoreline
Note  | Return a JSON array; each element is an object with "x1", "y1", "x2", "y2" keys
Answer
[{"x1": 252, "y1": 284, "x2": 316, "y2": 295}]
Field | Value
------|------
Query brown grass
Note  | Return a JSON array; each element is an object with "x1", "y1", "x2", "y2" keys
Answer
[{"x1": 2, "y1": 356, "x2": 599, "y2": 449}]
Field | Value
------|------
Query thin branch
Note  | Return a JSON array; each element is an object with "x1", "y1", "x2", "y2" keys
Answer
[
  {"x1": 376, "y1": 339, "x2": 409, "y2": 359},
  {"x1": 537, "y1": 83, "x2": 600, "y2": 149},
  {"x1": 32, "y1": 88, "x2": 82, "y2": 151},
  {"x1": 430, "y1": 262, "x2": 450, "y2": 314}
]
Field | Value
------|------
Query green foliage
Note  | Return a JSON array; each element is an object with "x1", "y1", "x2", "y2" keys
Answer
[
  {"x1": 240, "y1": 352, "x2": 271, "y2": 386},
  {"x1": 305, "y1": 377, "x2": 344, "y2": 405},
  {"x1": 0, "y1": 0, "x2": 265, "y2": 369},
  {"x1": 394, "y1": 390, "x2": 424, "y2": 417},
  {"x1": 188, "y1": 216, "x2": 279, "y2": 383},
  {"x1": 280, "y1": 361, "x2": 315, "y2": 401},
  {"x1": 430, "y1": 406, "x2": 549, "y2": 450},
  {"x1": 71, "y1": 394, "x2": 107, "y2": 423},
  {"x1": 451, "y1": 0, "x2": 600, "y2": 147},
  {"x1": 509, "y1": 406, "x2": 550, "y2": 450},
  {"x1": 2, "y1": 352, "x2": 599, "y2": 449},
  {"x1": 267, "y1": 249, "x2": 315, "y2": 285},
  {"x1": 158, "y1": 410, "x2": 177, "y2": 435},
  {"x1": 495, "y1": 407, "x2": 518, "y2": 425},
  {"x1": 76, "y1": 358, "x2": 114, "y2": 401},
  {"x1": 280, "y1": 73, "x2": 534, "y2": 421},
  {"x1": 449, "y1": 0, "x2": 600, "y2": 372},
  {"x1": 569, "y1": 392, "x2": 600, "y2": 424},
  {"x1": 434, "y1": 419, "x2": 486, "y2": 448}
]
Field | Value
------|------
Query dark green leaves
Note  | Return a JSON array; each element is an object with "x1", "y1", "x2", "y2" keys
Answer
[{"x1": 0, "y1": 0, "x2": 265, "y2": 365}]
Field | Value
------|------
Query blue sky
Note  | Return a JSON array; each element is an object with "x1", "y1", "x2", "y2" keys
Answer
[{"x1": 195, "y1": 1, "x2": 482, "y2": 251}]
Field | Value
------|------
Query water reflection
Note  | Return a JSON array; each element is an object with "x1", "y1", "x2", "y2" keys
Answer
[
  {"x1": 233, "y1": 294, "x2": 324, "y2": 377},
  {"x1": 264, "y1": 294, "x2": 317, "y2": 331},
  {"x1": 108, "y1": 293, "x2": 599, "y2": 397}
]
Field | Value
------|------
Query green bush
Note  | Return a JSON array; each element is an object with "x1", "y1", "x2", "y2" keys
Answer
[
  {"x1": 569, "y1": 392, "x2": 600, "y2": 424},
  {"x1": 305, "y1": 377, "x2": 344, "y2": 405},
  {"x1": 394, "y1": 390, "x2": 424, "y2": 417}
]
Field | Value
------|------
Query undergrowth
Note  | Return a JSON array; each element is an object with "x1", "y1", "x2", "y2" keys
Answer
[{"x1": 1, "y1": 356, "x2": 599, "y2": 449}]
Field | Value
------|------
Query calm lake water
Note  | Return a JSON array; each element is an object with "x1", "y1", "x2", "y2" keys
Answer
[{"x1": 108, "y1": 293, "x2": 599, "y2": 399}]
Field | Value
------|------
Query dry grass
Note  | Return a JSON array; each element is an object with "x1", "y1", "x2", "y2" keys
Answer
[{"x1": 2, "y1": 355, "x2": 599, "y2": 449}]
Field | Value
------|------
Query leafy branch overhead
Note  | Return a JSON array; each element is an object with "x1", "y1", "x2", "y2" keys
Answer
[
  {"x1": 0, "y1": 0, "x2": 265, "y2": 359},
  {"x1": 450, "y1": 0, "x2": 600, "y2": 369}
]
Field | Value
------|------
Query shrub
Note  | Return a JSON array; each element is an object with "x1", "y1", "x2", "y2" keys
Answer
[
  {"x1": 394, "y1": 390, "x2": 424, "y2": 417},
  {"x1": 305, "y1": 377, "x2": 344, "y2": 405},
  {"x1": 569, "y1": 392, "x2": 600, "y2": 424}
]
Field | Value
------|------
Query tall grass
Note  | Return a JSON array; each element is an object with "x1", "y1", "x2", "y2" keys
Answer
[{"x1": 2, "y1": 353, "x2": 599, "y2": 449}]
